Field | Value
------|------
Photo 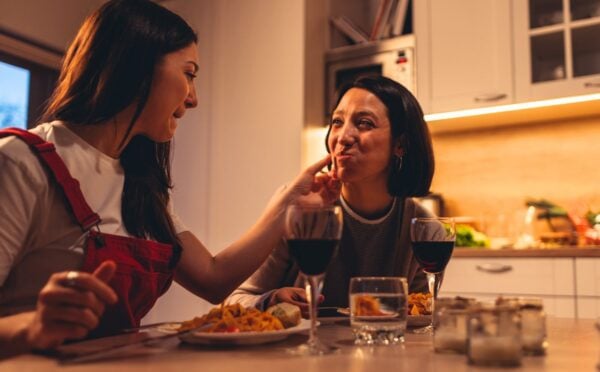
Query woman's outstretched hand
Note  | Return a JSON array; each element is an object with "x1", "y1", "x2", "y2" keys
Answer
[
  {"x1": 281, "y1": 155, "x2": 341, "y2": 207},
  {"x1": 25, "y1": 261, "x2": 118, "y2": 350}
]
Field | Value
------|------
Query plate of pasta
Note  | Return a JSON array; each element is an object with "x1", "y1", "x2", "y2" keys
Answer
[
  {"x1": 178, "y1": 304, "x2": 310, "y2": 346},
  {"x1": 407, "y1": 292, "x2": 432, "y2": 327}
]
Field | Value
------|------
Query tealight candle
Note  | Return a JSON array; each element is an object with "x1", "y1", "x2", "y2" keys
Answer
[
  {"x1": 467, "y1": 304, "x2": 522, "y2": 367},
  {"x1": 433, "y1": 297, "x2": 475, "y2": 354}
]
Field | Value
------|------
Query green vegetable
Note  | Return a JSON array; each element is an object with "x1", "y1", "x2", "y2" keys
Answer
[
  {"x1": 526, "y1": 198, "x2": 568, "y2": 219},
  {"x1": 455, "y1": 224, "x2": 490, "y2": 248}
]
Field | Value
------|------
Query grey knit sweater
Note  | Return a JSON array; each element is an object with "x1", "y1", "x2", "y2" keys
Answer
[{"x1": 228, "y1": 197, "x2": 431, "y2": 309}]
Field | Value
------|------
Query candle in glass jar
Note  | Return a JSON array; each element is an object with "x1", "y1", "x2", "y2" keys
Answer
[
  {"x1": 434, "y1": 296, "x2": 475, "y2": 354},
  {"x1": 497, "y1": 297, "x2": 547, "y2": 355},
  {"x1": 434, "y1": 308, "x2": 468, "y2": 353},
  {"x1": 467, "y1": 303, "x2": 522, "y2": 367},
  {"x1": 468, "y1": 337, "x2": 522, "y2": 366}
]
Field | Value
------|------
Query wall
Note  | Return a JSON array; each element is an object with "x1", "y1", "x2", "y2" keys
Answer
[
  {"x1": 430, "y1": 115, "x2": 600, "y2": 234},
  {"x1": 0, "y1": 0, "x2": 104, "y2": 51}
]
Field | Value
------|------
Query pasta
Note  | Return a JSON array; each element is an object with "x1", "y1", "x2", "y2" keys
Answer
[
  {"x1": 178, "y1": 303, "x2": 284, "y2": 333},
  {"x1": 408, "y1": 292, "x2": 432, "y2": 315},
  {"x1": 353, "y1": 295, "x2": 386, "y2": 316}
]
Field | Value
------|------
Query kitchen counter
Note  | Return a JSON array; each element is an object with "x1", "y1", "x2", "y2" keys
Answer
[
  {"x1": 454, "y1": 246, "x2": 600, "y2": 258},
  {"x1": 1, "y1": 318, "x2": 597, "y2": 371}
]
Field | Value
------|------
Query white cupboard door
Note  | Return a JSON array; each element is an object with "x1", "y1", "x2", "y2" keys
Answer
[
  {"x1": 513, "y1": 0, "x2": 600, "y2": 102},
  {"x1": 415, "y1": 0, "x2": 513, "y2": 114},
  {"x1": 576, "y1": 258, "x2": 600, "y2": 318}
]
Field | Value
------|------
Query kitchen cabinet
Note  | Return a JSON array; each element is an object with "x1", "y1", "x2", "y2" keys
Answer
[
  {"x1": 576, "y1": 257, "x2": 600, "y2": 318},
  {"x1": 413, "y1": 0, "x2": 513, "y2": 114},
  {"x1": 513, "y1": 0, "x2": 600, "y2": 102},
  {"x1": 440, "y1": 257, "x2": 576, "y2": 317}
]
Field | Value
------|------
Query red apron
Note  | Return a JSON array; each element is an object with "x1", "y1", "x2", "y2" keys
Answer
[{"x1": 0, "y1": 128, "x2": 179, "y2": 337}]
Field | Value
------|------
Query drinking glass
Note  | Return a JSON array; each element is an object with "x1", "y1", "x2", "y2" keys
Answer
[
  {"x1": 349, "y1": 277, "x2": 408, "y2": 345},
  {"x1": 285, "y1": 205, "x2": 343, "y2": 355},
  {"x1": 410, "y1": 217, "x2": 455, "y2": 334}
]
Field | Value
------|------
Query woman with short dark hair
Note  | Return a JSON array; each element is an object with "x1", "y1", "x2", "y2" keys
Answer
[
  {"x1": 229, "y1": 76, "x2": 435, "y2": 313},
  {"x1": 0, "y1": 0, "x2": 339, "y2": 357}
]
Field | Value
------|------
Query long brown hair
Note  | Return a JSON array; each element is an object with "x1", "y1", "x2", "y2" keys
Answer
[{"x1": 43, "y1": 0, "x2": 197, "y2": 257}]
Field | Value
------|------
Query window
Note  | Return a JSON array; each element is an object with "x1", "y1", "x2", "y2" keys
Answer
[
  {"x1": 0, "y1": 31, "x2": 60, "y2": 129},
  {"x1": 0, "y1": 61, "x2": 30, "y2": 129}
]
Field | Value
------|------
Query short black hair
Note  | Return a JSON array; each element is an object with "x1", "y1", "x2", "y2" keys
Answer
[{"x1": 325, "y1": 75, "x2": 434, "y2": 197}]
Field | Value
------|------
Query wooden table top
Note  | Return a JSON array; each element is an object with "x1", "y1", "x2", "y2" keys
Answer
[{"x1": 1, "y1": 317, "x2": 597, "y2": 371}]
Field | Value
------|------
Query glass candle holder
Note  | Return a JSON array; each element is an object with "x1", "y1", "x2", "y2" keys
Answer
[
  {"x1": 467, "y1": 303, "x2": 522, "y2": 367},
  {"x1": 433, "y1": 297, "x2": 476, "y2": 354},
  {"x1": 497, "y1": 297, "x2": 547, "y2": 355}
]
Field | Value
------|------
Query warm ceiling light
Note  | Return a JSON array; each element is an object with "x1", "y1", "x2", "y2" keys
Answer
[{"x1": 424, "y1": 93, "x2": 600, "y2": 122}]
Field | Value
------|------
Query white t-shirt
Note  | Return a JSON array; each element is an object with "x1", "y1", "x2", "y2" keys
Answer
[{"x1": 0, "y1": 121, "x2": 187, "y2": 314}]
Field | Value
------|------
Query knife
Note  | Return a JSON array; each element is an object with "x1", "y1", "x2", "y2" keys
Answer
[{"x1": 56, "y1": 324, "x2": 210, "y2": 364}]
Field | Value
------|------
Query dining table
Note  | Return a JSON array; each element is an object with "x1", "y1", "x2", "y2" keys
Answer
[{"x1": 1, "y1": 317, "x2": 597, "y2": 371}]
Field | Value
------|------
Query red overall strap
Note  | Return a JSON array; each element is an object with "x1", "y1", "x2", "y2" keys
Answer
[{"x1": 0, "y1": 127, "x2": 101, "y2": 230}]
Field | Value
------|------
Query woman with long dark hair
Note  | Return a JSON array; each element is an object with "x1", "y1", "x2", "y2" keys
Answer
[
  {"x1": 229, "y1": 76, "x2": 435, "y2": 313},
  {"x1": 0, "y1": 0, "x2": 338, "y2": 357}
]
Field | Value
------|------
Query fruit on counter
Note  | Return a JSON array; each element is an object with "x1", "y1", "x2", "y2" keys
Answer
[
  {"x1": 456, "y1": 224, "x2": 490, "y2": 248},
  {"x1": 584, "y1": 210, "x2": 600, "y2": 245},
  {"x1": 586, "y1": 210, "x2": 600, "y2": 228}
]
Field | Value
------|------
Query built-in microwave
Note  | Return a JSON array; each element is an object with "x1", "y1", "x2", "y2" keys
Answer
[{"x1": 325, "y1": 34, "x2": 416, "y2": 118}]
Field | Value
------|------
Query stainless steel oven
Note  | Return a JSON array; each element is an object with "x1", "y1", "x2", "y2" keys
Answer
[{"x1": 325, "y1": 34, "x2": 416, "y2": 116}]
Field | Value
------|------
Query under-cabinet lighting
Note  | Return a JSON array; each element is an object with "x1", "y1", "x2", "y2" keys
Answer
[{"x1": 424, "y1": 93, "x2": 600, "y2": 122}]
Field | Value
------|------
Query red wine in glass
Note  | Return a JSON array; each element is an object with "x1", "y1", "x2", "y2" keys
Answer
[
  {"x1": 411, "y1": 241, "x2": 454, "y2": 273},
  {"x1": 410, "y1": 217, "x2": 456, "y2": 334},
  {"x1": 285, "y1": 205, "x2": 343, "y2": 355},
  {"x1": 287, "y1": 238, "x2": 339, "y2": 275}
]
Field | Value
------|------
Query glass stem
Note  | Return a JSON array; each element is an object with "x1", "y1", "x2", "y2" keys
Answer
[
  {"x1": 305, "y1": 275, "x2": 321, "y2": 346},
  {"x1": 427, "y1": 272, "x2": 441, "y2": 329}
]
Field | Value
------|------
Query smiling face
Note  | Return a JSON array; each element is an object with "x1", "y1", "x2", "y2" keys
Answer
[
  {"x1": 134, "y1": 43, "x2": 199, "y2": 142},
  {"x1": 328, "y1": 88, "x2": 403, "y2": 187}
]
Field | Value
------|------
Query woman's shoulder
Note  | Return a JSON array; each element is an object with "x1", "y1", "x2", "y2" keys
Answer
[
  {"x1": 403, "y1": 197, "x2": 436, "y2": 218},
  {"x1": 0, "y1": 122, "x2": 60, "y2": 152},
  {"x1": 0, "y1": 122, "x2": 61, "y2": 183}
]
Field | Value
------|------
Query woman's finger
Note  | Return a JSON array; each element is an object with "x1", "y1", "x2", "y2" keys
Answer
[
  {"x1": 93, "y1": 260, "x2": 117, "y2": 283},
  {"x1": 39, "y1": 286, "x2": 105, "y2": 318},
  {"x1": 302, "y1": 155, "x2": 332, "y2": 176},
  {"x1": 54, "y1": 271, "x2": 118, "y2": 304},
  {"x1": 39, "y1": 321, "x2": 90, "y2": 343},
  {"x1": 40, "y1": 304, "x2": 100, "y2": 331}
]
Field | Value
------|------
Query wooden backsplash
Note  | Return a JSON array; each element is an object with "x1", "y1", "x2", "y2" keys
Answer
[{"x1": 430, "y1": 115, "x2": 600, "y2": 231}]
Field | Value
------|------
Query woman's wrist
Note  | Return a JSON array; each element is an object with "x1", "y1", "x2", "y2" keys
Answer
[
  {"x1": 260, "y1": 185, "x2": 293, "y2": 227},
  {"x1": 0, "y1": 312, "x2": 34, "y2": 359}
]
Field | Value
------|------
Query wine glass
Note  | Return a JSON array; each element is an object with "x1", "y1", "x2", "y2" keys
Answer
[
  {"x1": 410, "y1": 217, "x2": 455, "y2": 334},
  {"x1": 285, "y1": 204, "x2": 343, "y2": 355}
]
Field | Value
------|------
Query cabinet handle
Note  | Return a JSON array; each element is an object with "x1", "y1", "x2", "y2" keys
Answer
[
  {"x1": 476, "y1": 263, "x2": 513, "y2": 273},
  {"x1": 584, "y1": 81, "x2": 600, "y2": 88},
  {"x1": 474, "y1": 93, "x2": 508, "y2": 102}
]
